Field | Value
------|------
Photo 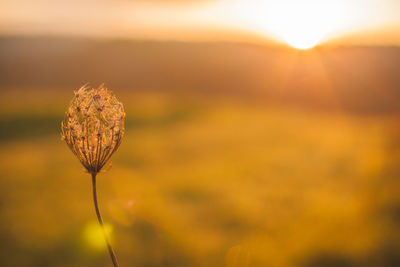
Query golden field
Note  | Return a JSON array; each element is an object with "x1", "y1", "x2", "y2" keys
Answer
[{"x1": 1, "y1": 87, "x2": 400, "y2": 267}]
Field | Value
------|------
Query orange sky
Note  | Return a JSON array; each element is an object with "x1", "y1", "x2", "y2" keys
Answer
[{"x1": 1, "y1": 0, "x2": 400, "y2": 46}]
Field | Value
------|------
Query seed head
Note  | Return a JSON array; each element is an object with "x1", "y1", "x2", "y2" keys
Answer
[{"x1": 61, "y1": 84, "x2": 125, "y2": 174}]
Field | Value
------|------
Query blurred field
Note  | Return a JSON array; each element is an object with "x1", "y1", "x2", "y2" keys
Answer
[
  {"x1": 0, "y1": 89, "x2": 400, "y2": 267},
  {"x1": 1, "y1": 37, "x2": 400, "y2": 267}
]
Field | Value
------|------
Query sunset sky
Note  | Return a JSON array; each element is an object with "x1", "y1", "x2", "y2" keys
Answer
[{"x1": 1, "y1": 0, "x2": 400, "y2": 47}]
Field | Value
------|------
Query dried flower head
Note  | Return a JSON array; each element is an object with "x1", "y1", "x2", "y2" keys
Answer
[{"x1": 61, "y1": 84, "x2": 125, "y2": 174}]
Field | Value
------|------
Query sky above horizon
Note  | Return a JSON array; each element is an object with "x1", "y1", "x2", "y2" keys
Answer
[{"x1": 1, "y1": 0, "x2": 400, "y2": 46}]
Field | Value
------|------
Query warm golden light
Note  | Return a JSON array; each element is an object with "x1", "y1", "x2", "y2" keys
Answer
[
  {"x1": 282, "y1": 27, "x2": 323, "y2": 50},
  {"x1": 229, "y1": 0, "x2": 352, "y2": 49},
  {"x1": 1, "y1": 0, "x2": 400, "y2": 46},
  {"x1": 267, "y1": 1, "x2": 344, "y2": 49}
]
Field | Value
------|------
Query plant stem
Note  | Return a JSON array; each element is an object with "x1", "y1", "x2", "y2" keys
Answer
[{"x1": 91, "y1": 173, "x2": 120, "y2": 267}]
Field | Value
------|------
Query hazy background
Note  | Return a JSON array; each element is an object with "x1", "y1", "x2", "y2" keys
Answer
[{"x1": 1, "y1": 0, "x2": 400, "y2": 267}]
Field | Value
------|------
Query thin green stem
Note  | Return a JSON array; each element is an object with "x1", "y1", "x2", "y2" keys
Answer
[{"x1": 91, "y1": 173, "x2": 120, "y2": 267}]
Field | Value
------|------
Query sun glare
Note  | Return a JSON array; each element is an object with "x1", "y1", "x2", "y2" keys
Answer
[
  {"x1": 230, "y1": 0, "x2": 349, "y2": 49},
  {"x1": 281, "y1": 24, "x2": 324, "y2": 50},
  {"x1": 267, "y1": 1, "x2": 347, "y2": 49}
]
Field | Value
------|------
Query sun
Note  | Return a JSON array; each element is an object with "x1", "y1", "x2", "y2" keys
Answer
[
  {"x1": 232, "y1": 0, "x2": 348, "y2": 50},
  {"x1": 267, "y1": 1, "x2": 345, "y2": 50},
  {"x1": 276, "y1": 7, "x2": 328, "y2": 50},
  {"x1": 280, "y1": 21, "x2": 325, "y2": 50},
  {"x1": 285, "y1": 38, "x2": 320, "y2": 50}
]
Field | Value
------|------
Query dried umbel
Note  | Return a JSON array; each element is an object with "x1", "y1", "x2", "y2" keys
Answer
[
  {"x1": 61, "y1": 84, "x2": 125, "y2": 267},
  {"x1": 61, "y1": 84, "x2": 125, "y2": 175}
]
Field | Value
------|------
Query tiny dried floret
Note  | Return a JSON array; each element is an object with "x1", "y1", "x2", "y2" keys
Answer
[{"x1": 61, "y1": 84, "x2": 125, "y2": 174}]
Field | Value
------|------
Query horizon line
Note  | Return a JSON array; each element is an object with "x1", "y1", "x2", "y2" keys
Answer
[{"x1": 1, "y1": 33, "x2": 400, "y2": 50}]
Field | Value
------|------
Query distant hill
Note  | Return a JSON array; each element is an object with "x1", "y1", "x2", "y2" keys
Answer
[{"x1": 1, "y1": 36, "x2": 400, "y2": 114}]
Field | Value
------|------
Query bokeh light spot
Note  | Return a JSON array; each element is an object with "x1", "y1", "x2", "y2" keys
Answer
[{"x1": 83, "y1": 221, "x2": 113, "y2": 251}]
